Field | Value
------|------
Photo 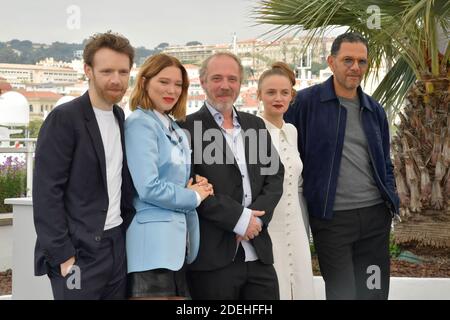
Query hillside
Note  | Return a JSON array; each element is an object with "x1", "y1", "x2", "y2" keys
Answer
[{"x1": 0, "y1": 39, "x2": 157, "y2": 66}]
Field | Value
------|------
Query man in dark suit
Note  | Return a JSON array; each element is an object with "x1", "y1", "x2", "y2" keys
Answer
[
  {"x1": 180, "y1": 52, "x2": 284, "y2": 299},
  {"x1": 33, "y1": 31, "x2": 136, "y2": 300}
]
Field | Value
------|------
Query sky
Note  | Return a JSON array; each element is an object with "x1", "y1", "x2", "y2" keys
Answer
[{"x1": 0, "y1": 0, "x2": 283, "y2": 48}]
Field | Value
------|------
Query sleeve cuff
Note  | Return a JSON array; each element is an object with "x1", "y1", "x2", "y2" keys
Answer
[
  {"x1": 233, "y1": 208, "x2": 252, "y2": 236},
  {"x1": 255, "y1": 216, "x2": 263, "y2": 227},
  {"x1": 195, "y1": 191, "x2": 202, "y2": 207}
]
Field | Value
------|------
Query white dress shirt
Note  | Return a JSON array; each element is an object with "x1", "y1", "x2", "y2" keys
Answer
[{"x1": 206, "y1": 102, "x2": 259, "y2": 262}]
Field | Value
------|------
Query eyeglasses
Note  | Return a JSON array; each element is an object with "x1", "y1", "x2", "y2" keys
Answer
[{"x1": 341, "y1": 57, "x2": 368, "y2": 68}]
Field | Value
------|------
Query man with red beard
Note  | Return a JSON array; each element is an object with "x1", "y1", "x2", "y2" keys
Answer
[
  {"x1": 285, "y1": 32, "x2": 399, "y2": 300},
  {"x1": 33, "y1": 32, "x2": 136, "y2": 299}
]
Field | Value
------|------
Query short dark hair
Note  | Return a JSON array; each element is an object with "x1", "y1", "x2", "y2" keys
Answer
[
  {"x1": 83, "y1": 31, "x2": 135, "y2": 68},
  {"x1": 331, "y1": 32, "x2": 368, "y2": 56}
]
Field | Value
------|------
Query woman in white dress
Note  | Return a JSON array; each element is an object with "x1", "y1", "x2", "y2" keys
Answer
[{"x1": 258, "y1": 62, "x2": 315, "y2": 299}]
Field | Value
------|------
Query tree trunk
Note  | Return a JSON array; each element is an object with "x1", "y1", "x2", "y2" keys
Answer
[{"x1": 392, "y1": 77, "x2": 450, "y2": 248}]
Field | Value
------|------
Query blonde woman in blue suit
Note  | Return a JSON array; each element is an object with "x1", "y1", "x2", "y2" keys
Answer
[{"x1": 125, "y1": 54, "x2": 213, "y2": 300}]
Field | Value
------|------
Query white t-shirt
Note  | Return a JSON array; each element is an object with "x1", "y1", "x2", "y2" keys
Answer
[{"x1": 93, "y1": 106, "x2": 123, "y2": 230}]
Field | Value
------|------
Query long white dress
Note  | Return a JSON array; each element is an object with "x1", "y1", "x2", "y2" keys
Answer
[{"x1": 262, "y1": 117, "x2": 315, "y2": 300}]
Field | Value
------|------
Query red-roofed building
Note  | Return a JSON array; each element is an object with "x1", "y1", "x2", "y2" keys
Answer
[
  {"x1": 187, "y1": 93, "x2": 206, "y2": 115},
  {"x1": 16, "y1": 90, "x2": 62, "y2": 119},
  {"x1": 238, "y1": 87, "x2": 259, "y2": 115},
  {"x1": 0, "y1": 76, "x2": 13, "y2": 94},
  {"x1": 184, "y1": 64, "x2": 200, "y2": 83}
]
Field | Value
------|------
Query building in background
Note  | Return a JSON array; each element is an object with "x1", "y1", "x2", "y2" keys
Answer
[
  {"x1": 0, "y1": 36, "x2": 347, "y2": 121},
  {"x1": 0, "y1": 63, "x2": 78, "y2": 88},
  {"x1": 0, "y1": 77, "x2": 12, "y2": 95},
  {"x1": 16, "y1": 90, "x2": 62, "y2": 120}
]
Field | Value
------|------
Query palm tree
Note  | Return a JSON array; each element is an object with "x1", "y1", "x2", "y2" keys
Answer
[{"x1": 254, "y1": 0, "x2": 450, "y2": 247}]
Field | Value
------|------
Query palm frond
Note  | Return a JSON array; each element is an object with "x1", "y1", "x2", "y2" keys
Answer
[
  {"x1": 372, "y1": 57, "x2": 416, "y2": 113},
  {"x1": 253, "y1": 0, "x2": 449, "y2": 111}
]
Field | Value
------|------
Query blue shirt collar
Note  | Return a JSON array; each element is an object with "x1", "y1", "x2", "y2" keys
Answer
[{"x1": 205, "y1": 101, "x2": 240, "y2": 129}]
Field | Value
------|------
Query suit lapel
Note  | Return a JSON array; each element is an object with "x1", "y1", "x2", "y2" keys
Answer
[
  {"x1": 145, "y1": 108, "x2": 182, "y2": 146},
  {"x1": 81, "y1": 92, "x2": 107, "y2": 189},
  {"x1": 113, "y1": 105, "x2": 126, "y2": 160},
  {"x1": 236, "y1": 111, "x2": 257, "y2": 192}
]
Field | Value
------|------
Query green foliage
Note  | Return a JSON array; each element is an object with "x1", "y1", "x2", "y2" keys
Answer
[
  {"x1": 310, "y1": 61, "x2": 328, "y2": 76},
  {"x1": 9, "y1": 127, "x2": 25, "y2": 139},
  {"x1": 0, "y1": 39, "x2": 157, "y2": 66},
  {"x1": 390, "y1": 233, "x2": 402, "y2": 258},
  {"x1": 7, "y1": 120, "x2": 43, "y2": 140},
  {"x1": 0, "y1": 156, "x2": 26, "y2": 213},
  {"x1": 186, "y1": 41, "x2": 202, "y2": 46},
  {"x1": 0, "y1": 40, "x2": 82, "y2": 64},
  {"x1": 155, "y1": 42, "x2": 170, "y2": 51},
  {"x1": 243, "y1": 66, "x2": 255, "y2": 82},
  {"x1": 28, "y1": 120, "x2": 44, "y2": 139},
  {"x1": 310, "y1": 242, "x2": 316, "y2": 256},
  {"x1": 44, "y1": 41, "x2": 83, "y2": 62},
  {"x1": 0, "y1": 47, "x2": 21, "y2": 64},
  {"x1": 8, "y1": 39, "x2": 32, "y2": 52},
  {"x1": 135, "y1": 46, "x2": 157, "y2": 66},
  {"x1": 254, "y1": 0, "x2": 450, "y2": 118}
]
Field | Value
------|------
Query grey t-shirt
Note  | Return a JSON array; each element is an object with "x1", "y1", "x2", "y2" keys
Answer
[{"x1": 333, "y1": 96, "x2": 383, "y2": 211}]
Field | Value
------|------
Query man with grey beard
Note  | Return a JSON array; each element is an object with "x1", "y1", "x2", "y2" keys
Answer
[{"x1": 179, "y1": 52, "x2": 284, "y2": 300}]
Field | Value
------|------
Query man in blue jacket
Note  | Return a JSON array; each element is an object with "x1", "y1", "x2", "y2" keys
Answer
[{"x1": 285, "y1": 32, "x2": 399, "y2": 300}]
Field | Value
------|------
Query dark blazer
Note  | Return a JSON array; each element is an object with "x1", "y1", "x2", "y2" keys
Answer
[
  {"x1": 179, "y1": 104, "x2": 284, "y2": 271},
  {"x1": 33, "y1": 91, "x2": 135, "y2": 276}
]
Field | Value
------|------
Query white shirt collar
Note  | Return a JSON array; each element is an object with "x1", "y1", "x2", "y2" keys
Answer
[
  {"x1": 153, "y1": 109, "x2": 171, "y2": 131},
  {"x1": 260, "y1": 116, "x2": 293, "y2": 144},
  {"x1": 205, "y1": 101, "x2": 240, "y2": 129},
  {"x1": 92, "y1": 105, "x2": 114, "y2": 115}
]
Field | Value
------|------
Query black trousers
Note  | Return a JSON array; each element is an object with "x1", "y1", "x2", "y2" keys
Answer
[
  {"x1": 187, "y1": 245, "x2": 279, "y2": 300},
  {"x1": 48, "y1": 226, "x2": 127, "y2": 300},
  {"x1": 310, "y1": 203, "x2": 392, "y2": 300}
]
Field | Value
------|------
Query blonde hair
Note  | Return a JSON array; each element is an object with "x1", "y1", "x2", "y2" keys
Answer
[
  {"x1": 129, "y1": 54, "x2": 189, "y2": 121},
  {"x1": 257, "y1": 62, "x2": 296, "y2": 99}
]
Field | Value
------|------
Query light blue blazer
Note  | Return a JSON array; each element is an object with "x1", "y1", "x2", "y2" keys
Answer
[{"x1": 124, "y1": 107, "x2": 199, "y2": 273}]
